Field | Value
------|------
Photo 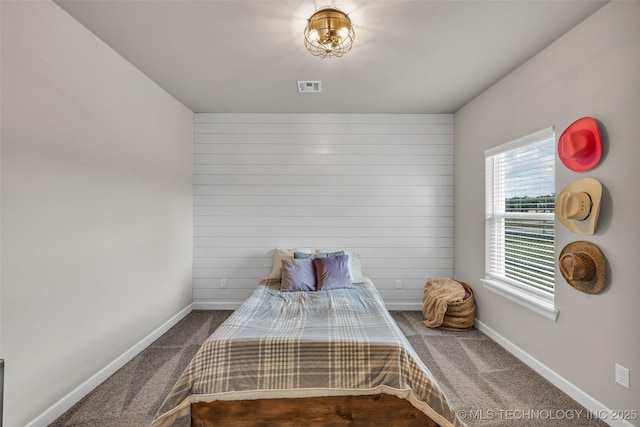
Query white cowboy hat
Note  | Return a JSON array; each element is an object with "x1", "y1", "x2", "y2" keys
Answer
[{"x1": 556, "y1": 177, "x2": 602, "y2": 235}]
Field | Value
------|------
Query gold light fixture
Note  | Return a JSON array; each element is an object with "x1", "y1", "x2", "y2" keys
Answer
[{"x1": 304, "y1": 7, "x2": 355, "y2": 58}]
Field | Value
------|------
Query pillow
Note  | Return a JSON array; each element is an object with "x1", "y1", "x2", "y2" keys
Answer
[
  {"x1": 346, "y1": 252, "x2": 363, "y2": 281},
  {"x1": 264, "y1": 248, "x2": 311, "y2": 280},
  {"x1": 280, "y1": 259, "x2": 316, "y2": 292},
  {"x1": 314, "y1": 249, "x2": 363, "y2": 281},
  {"x1": 294, "y1": 250, "x2": 344, "y2": 259},
  {"x1": 313, "y1": 255, "x2": 352, "y2": 291}
]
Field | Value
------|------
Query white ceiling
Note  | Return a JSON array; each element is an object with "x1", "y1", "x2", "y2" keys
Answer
[{"x1": 55, "y1": 0, "x2": 607, "y2": 114}]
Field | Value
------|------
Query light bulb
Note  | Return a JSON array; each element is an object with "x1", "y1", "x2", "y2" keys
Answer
[{"x1": 307, "y1": 29, "x2": 320, "y2": 42}]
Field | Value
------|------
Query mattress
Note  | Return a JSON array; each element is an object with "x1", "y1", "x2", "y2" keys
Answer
[{"x1": 152, "y1": 279, "x2": 462, "y2": 427}]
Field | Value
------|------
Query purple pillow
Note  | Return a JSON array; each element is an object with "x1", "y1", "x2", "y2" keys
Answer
[
  {"x1": 313, "y1": 255, "x2": 352, "y2": 291},
  {"x1": 280, "y1": 258, "x2": 316, "y2": 292}
]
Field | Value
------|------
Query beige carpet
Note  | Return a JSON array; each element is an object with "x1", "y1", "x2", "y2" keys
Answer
[{"x1": 51, "y1": 310, "x2": 605, "y2": 426}]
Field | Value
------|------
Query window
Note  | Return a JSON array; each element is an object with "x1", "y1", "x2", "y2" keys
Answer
[{"x1": 482, "y1": 127, "x2": 558, "y2": 321}]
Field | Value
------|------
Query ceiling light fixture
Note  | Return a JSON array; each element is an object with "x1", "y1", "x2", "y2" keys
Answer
[{"x1": 304, "y1": 7, "x2": 355, "y2": 58}]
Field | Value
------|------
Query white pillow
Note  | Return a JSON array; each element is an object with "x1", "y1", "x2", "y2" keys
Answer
[
  {"x1": 314, "y1": 248, "x2": 363, "y2": 282},
  {"x1": 264, "y1": 248, "x2": 311, "y2": 280}
]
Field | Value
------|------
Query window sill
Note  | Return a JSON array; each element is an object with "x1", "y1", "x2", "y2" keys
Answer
[{"x1": 481, "y1": 278, "x2": 559, "y2": 322}]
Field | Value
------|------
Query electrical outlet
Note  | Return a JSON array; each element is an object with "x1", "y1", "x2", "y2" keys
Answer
[
  {"x1": 395, "y1": 280, "x2": 402, "y2": 289},
  {"x1": 220, "y1": 278, "x2": 227, "y2": 289},
  {"x1": 615, "y1": 363, "x2": 630, "y2": 389}
]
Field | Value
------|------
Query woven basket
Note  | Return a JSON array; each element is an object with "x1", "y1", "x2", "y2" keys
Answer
[{"x1": 441, "y1": 282, "x2": 475, "y2": 331}]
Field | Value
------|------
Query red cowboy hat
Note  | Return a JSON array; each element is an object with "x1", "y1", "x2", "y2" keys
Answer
[{"x1": 557, "y1": 117, "x2": 602, "y2": 171}]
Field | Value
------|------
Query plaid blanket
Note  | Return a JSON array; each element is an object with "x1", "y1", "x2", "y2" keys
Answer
[{"x1": 152, "y1": 279, "x2": 462, "y2": 427}]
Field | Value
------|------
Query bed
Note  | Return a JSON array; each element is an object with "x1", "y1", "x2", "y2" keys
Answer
[{"x1": 152, "y1": 250, "x2": 462, "y2": 427}]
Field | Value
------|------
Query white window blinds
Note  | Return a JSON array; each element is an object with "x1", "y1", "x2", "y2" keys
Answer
[{"x1": 485, "y1": 128, "x2": 555, "y2": 295}]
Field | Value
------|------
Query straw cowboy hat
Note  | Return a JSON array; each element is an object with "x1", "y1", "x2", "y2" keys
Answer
[
  {"x1": 557, "y1": 117, "x2": 602, "y2": 171},
  {"x1": 556, "y1": 177, "x2": 602, "y2": 235},
  {"x1": 559, "y1": 241, "x2": 606, "y2": 294}
]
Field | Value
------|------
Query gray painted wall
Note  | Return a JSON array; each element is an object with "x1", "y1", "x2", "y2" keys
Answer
[
  {"x1": 454, "y1": 1, "x2": 639, "y2": 417},
  {"x1": 1, "y1": 2, "x2": 194, "y2": 425}
]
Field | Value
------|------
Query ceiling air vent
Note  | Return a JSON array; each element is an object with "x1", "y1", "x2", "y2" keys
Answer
[{"x1": 297, "y1": 81, "x2": 322, "y2": 93}]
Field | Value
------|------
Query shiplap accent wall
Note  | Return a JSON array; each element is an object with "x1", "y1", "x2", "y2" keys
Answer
[{"x1": 193, "y1": 113, "x2": 453, "y2": 309}]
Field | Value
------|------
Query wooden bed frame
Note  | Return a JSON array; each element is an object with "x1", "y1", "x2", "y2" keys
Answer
[{"x1": 191, "y1": 394, "x2": 439, "y2": 426}]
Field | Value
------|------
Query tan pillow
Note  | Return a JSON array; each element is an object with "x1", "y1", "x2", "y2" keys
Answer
[{"x1": 264, "y1": 248, "x2": 311, "y2": 280}]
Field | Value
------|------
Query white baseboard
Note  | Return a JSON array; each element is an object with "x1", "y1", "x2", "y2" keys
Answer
[
  {"x1": 25, "y1": 303, "x2": 194, "y2": 427},
  {"x1": 475, "y1": 319, "x2": 634, "y2": 427}
]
